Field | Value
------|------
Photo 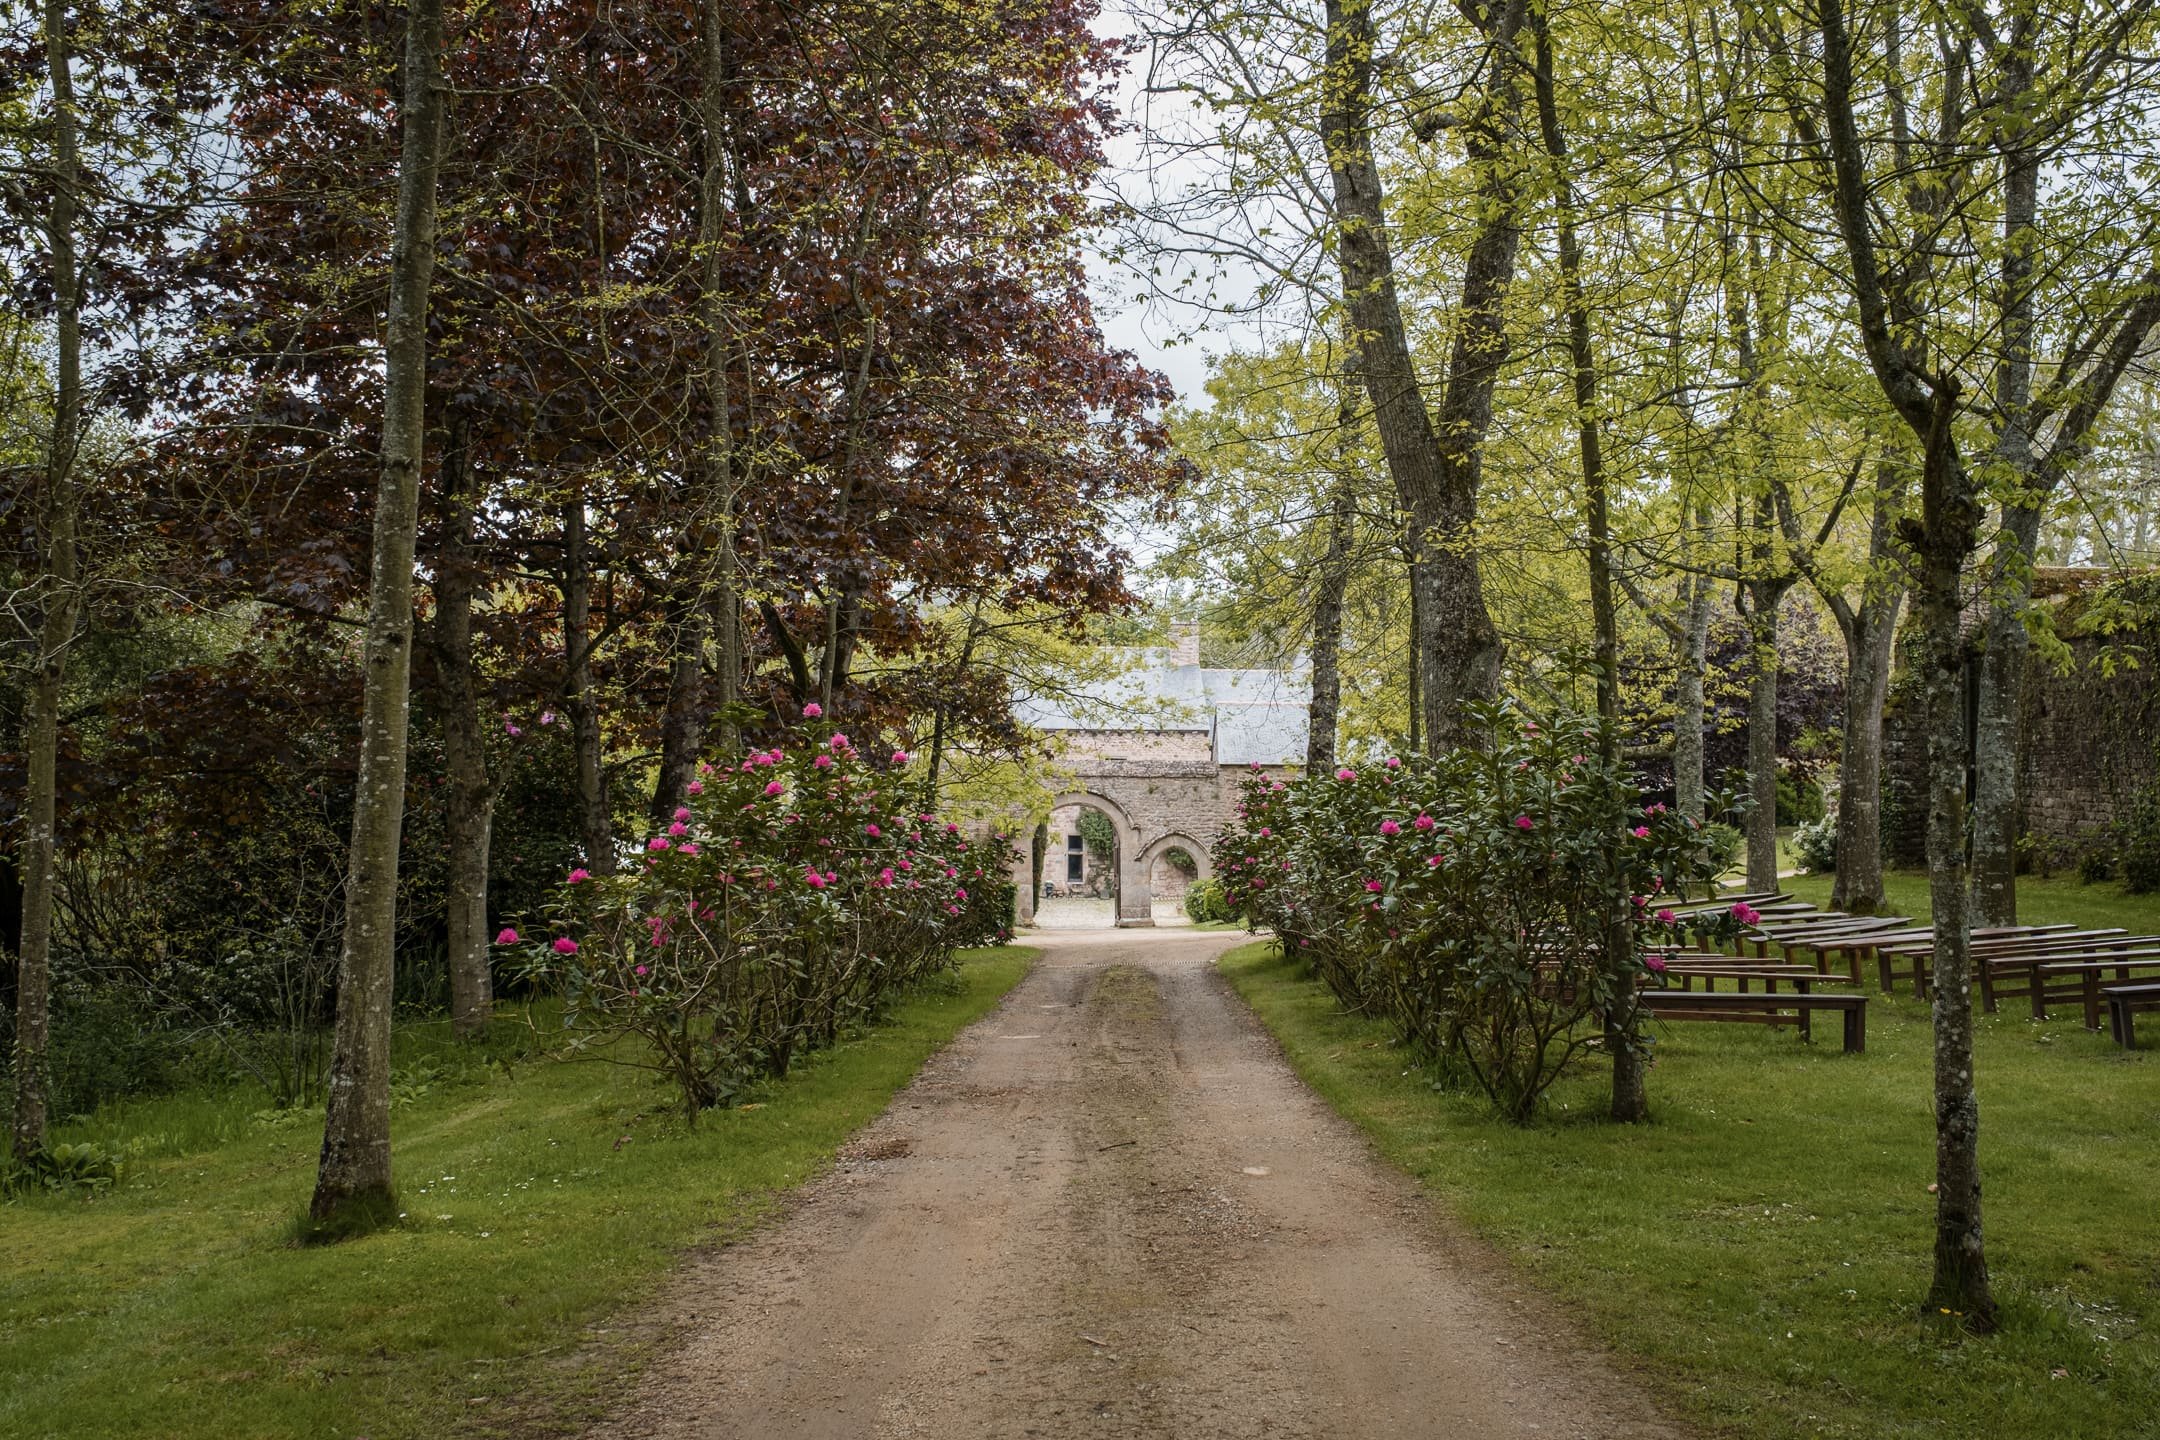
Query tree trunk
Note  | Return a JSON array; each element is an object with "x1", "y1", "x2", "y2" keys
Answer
[
  {"x1": 1742, "y1": 581, "x2": 1786, "y2": 892},
  {"x1": 1814, "y1": 0, "x2": 1995, "y2": 1328},
  {"x1": 649, "y1": 592, "x2": 707, "y2": 823},
  {"x1": 311, "y1": 0, "x2": 447, "y2": 1229},
  {"x1": 1969, "y1": 499, "x2": 2039, "y2": 926},
  {"x1": 1528, "y1": 15, "x2": 1643, "y2": 1121},
  {"x1": 700, "y1": 0, "x2": 743, "y2": 759},
  {"x1": 1321, "y1": 0, "x2": 1515, "y2": 752},
  {"x1": 562, "y1": 502, "x2": 614, "y2": 874},
  {"x1": 12, "y1": 0, "x2": 85, "y2": 1162},
  {"x1": 1673, "y1": 564, "x2": 1714, "y2": 824},
  {"x1": 1912, "y1": 389, "x2": 1998, "y2": 1329},
  {"x1": 1307, "y1": 362, "x2": 1360, "y2": 774},
  {"x1": 1830, "y1": 475, "x2": 1906, "y2": 914},
  {"x1": 432, "y1": 426, "x2": 493, "y2": 1041},
  {"x1": 1831, "y1": 597, "x2": 1899, "y2": 914},
  {"x1": 1967, "y1": 127, "x2": 2041, "y2": 928}
]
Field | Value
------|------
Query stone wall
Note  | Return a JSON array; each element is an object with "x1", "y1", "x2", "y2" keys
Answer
[{"x1": 1883, "y1": 590, "x2": 2160, "y2": 866}]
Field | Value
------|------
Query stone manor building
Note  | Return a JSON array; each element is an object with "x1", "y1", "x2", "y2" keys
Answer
[{"x1": 1011, "y1": 621, "x2": 1310, "y2": 926}]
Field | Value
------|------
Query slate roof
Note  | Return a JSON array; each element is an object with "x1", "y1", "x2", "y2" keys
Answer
[{"x1": 1013, "y1": 647, "x2": 1312, "y2": 767}]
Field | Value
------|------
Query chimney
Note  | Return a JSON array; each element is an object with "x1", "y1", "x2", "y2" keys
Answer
[{"x1": 1171, "y1": 619, "x2": 1201, "y2": 668}]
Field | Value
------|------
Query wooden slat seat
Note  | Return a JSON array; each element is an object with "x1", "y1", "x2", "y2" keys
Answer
[
  {"x1": 1639, "y1": 987, "x2": 1867, "y2": 1052},
  {"x1": 2101, "y1": 982, "x2": 2160, "y2": 1048},
  {"x1": 2034, "y1": 955, "x2": 2160, "y2": 1029},
  {"x1": 1882, "y1": 929, "x2": 2134, "y2": 998}
]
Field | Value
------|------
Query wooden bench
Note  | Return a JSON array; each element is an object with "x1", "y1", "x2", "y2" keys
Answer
[
  {"x1": 1652, "y1": 963, "x2": 1834, "y2": 994},
  {"x1": 1639, "y1": 987, "x2": 1868, "y2": 1052},
  {"x1": 1982, "y1": 941, "x2": 2160, "y2": 1018},
  {"x1": 1762, "y1": 918, "x2": 1913, "y2": 979},
  {"x1": 2102, "y1": 981, "x2": 2160, "y2": 1048},
  {"x1": 2036, "y1": 955, "x2": 2160, "y2": 1029},
  {"x1": 1881, "y1": 928, "x2": 2125, "y2": 999}
]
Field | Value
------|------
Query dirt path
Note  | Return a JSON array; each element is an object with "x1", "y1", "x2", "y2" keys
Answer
[{"x1": 588, "y1": 929, "x2": 1687, "y2": 1439}]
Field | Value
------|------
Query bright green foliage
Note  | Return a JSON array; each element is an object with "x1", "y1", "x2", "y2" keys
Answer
[{"x1": 1182, "y1": 876, "x2": 1233, "y2": 924}]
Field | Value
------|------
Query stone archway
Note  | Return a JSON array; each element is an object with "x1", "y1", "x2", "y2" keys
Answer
[{"x1": 1011, "y1": 789, "x2": 1149, "y2": 928}]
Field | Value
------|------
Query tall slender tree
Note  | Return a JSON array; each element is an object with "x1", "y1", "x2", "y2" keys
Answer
[
  {"x1": 309, "y1": 0, "x2": 449, "y2": 1231},
  {"x1": 10, "y1": 0, "x2": 86, "y2": 1161}
]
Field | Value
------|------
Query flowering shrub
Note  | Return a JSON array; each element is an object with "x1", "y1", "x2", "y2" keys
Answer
[
  {"x1": 1217, "y1": 701, "x2": 1739, "y2": 1121},
  {"x1": 509, "y1": 714, "x2": 1014, "y2": 1116}
]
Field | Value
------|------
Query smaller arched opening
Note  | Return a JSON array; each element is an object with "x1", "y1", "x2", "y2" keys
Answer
[{"x1": 1140, "y1": 833, "x2": 1213, "y2": 926}]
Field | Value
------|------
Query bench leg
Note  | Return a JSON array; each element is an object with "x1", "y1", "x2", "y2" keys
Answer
[{"x1": 1844, "y1": 1005, "x2": 1864, "y2": 1054}]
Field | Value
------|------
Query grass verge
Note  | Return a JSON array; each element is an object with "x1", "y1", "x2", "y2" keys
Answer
[
  {"x1": 1217, "y1": 938, "x2": 2160, "y2": 1440},
  {"x1": 0, "y1": 945, "x2": 1033, "y2": 1440},
  {"x1": 1782, "y1": 868, "x2": 2160, "y2": 934}
]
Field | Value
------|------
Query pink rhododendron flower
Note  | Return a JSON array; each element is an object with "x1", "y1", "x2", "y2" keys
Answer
[
  {"x1": 552, "y1": 936, "x2": 579, "y2": 954},
  {"x1": 1645, "y1": 953, "x2": 1668, "y2": 974},
  {"x1": 674, "y1": 806, "x2": 692, "y2": 821},
  {"x1": 891, "y1": 750, "x2": 910, "y2": 765},
  {"x1": 1514, "y1": 815, "x2": 1534, "y2": 830},
  {"x1": 667, "y1": 822, "x2": 689, "y2": 836},
  {"x1": 1572, "y1": 754, "x2": 1585, "y2": 765},
  {"x1": 1384, "y1": 756, "x2": 1401, "y2": 769},
  {"x1": 1427, "y1": 854, "x2": 1446, "y2": 867},
  {"x1": 634, "y1": 964, "x2": 648, "y2": 977},
  {"x1": 802, "y1": 701, "x2": 823, "y2": 718},
  {"x1": 1364, "y1": 879, "x2": 1384, "y2": 893},
  {"x1": 687, "y1": 780, "x2": 704, "y2": 795},
  {"x1": 648, "y1": 837, "x2": 671, "y2": 851},
  {"x1": 1259, "y1": 827, "x2": 1271, "y2": 838},
  {"x1": 764, "y1": 780, "x2": 785, "y2": 796},
  {"x1": 877, "y1": 868, "x2": 895, "y2": 887},
  {"x1": 814, "y1": 754, "x2": 834, "y2": 769},
  {"x1": 1631, "y1": 825, "x2": 1650, "y2": 838},
  {"x1": 679, "y1": 843, "x2": 699, "y2": 856},
  {"x1": 1413, "y1": 814, "x2": 1435, "y2": 832},
  {"x1": 831, "y1": 733, "x2": 850, "y2": 749},
  {"x1": 566, "y1": 868, "x2": 590, "y2": 884},
  {"x1": 865, "y1": 823, "x2": 881, "y2": 838},
  {"x1": 1379, "y1": 820, "x2": 1401, "y2": 837},
  {"x1": 494, "y1": 928, "x2": 519, "y2": 945},
  {"x1": 503, "y1": 721, "x2": 522, "y2": 736},
  {"x1": 1656, "y1": 908, "x2": 1677, "y2": 925},
  {"x1": 1335, "y1": 767, "x2": 1356, "y2": 781},
  {"x1": 805, "y1": 869, "x2": 828, "y2": 889}
]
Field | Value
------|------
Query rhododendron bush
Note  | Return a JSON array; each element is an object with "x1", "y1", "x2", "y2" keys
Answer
[
  {"x1": 1218, "y1": 701, "x2": 1739, "y2": 1121},
  {"x1": 511, "y1": 717, "x2": 1014, "y2": 1116}
]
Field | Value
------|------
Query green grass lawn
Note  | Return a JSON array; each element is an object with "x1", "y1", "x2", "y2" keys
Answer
[
  {"x1": 1218, "y1": 938, "x2": 2160, "y2": 1440},
  {"x1": 1783, "y1": 867, "x2": 2160, "y2": 934},
  {"x1": 0, "y1": 946, "x2": 1032, "y2": 1440}
]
